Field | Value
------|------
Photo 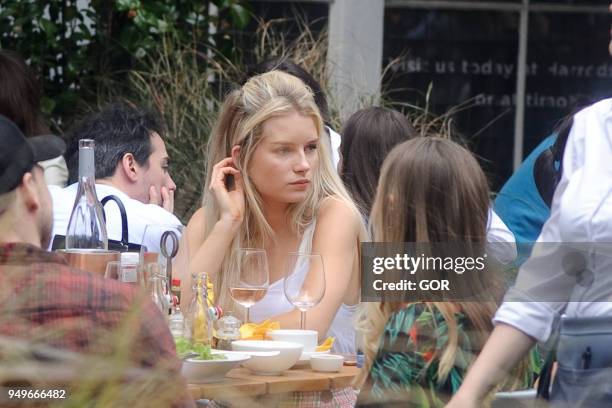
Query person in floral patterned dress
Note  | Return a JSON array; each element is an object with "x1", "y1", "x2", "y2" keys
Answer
[{"x1": 355, "y1": 138, "x2": 537, "y2": 407}]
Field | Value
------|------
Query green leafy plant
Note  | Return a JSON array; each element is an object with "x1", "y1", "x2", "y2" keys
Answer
[{"x1": 0, "y1": 0, "x2": 250, "y2": 129}]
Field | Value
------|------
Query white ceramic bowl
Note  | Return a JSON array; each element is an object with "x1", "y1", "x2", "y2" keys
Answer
[
  {"x1": 181, "y1": 352, "x2": 250, "y2": 384},
  {"x1": 231, "y1": 340, "x2": 303, "y2": 375},
  {"x1": 267, "y1": 329, "x2": 318, "y2": 352},
  {"x1": 310, "y1": 354, "x2": 344, "y2": 373},
  {"x1": 294, "y1": 350, "x2": 330, "y2": 367}
]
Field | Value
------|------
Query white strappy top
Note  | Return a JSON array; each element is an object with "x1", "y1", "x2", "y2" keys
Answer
[{"x1": 249, "y1": 220, "x2": 358, "y2": 354}]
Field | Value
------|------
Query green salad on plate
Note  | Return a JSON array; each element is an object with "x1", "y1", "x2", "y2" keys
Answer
[{"x1": 175, "y1": 337, "x2": 226, "y2": 360}]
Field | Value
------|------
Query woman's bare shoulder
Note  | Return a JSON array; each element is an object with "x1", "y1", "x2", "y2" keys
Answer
[{"x1": 317, "y1": 196, "x2": 362, "y2": 233}]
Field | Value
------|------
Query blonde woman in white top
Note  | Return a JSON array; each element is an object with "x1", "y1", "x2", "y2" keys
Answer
[{"x1": 182, "y1": 71, "x2": 366, "y2": 347}]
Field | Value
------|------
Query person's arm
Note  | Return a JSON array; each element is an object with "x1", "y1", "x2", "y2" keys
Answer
[
  {"x1": 271, "y1": 198, "x2": 361, "y2": 337},
  {"x1": 178, "y1": 155, "x2": 244, "y2": 300},
  {"x1": 446, "y1": 323, "x2": 535, "y2": 408},
  {"x1": 177, "y1": 207, "x2": 240, "y2": 299},
  {"x1": 185, "y1": 208, "x2": 242, "y2": 277}
]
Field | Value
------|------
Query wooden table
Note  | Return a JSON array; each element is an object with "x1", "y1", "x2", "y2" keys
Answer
[{"x1": 188, "y1": 365, "x2": 359, "y2": 406}]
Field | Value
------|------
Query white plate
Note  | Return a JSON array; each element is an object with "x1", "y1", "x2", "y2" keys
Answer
[{"x1": 182, "y1": 351, "x2": 250, "y2": 384}]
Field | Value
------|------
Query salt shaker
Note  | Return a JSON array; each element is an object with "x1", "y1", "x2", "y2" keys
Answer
[{"x1": 215, "y1": 312, "x2": 241, "y2": 350}]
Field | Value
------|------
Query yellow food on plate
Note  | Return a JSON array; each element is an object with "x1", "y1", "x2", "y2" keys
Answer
[
  {"x1": 316, "y1": 337, "x2": 335, "y2": 352},
  {"x1": 240, "y1": 320, "x2": 280, "y2": 340}
]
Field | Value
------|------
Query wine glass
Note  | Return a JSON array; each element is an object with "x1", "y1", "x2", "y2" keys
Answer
[
  {"x1": 284, "y1": 252, "x2": 325, "y2": 330},
  {"x1": 229, "y1": 248, "x2": 270, "y2": 324}
]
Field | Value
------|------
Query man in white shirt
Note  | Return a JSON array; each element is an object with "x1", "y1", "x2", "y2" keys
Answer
[
  {"x1": 447, "y1": 7, "x2": 612, "y2": 406},
  {"x1": 51, "y1": 103, "x2": 181, "y2": 252}
]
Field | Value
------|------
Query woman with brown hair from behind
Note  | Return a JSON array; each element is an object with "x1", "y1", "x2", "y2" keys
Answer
[
  {"x1": 355, "y1": 137, "x2": 532, "y2": 407},
  {"x1": 339, "y1": 107, "x2": 417, "y2": 218}
]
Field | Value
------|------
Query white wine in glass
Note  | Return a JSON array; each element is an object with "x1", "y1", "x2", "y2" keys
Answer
[
  {"x1": 229, "y1": 248, "x2": 270, "y2": 324},
  {"x1": 284, "y1": 252, "x2": 325, "y2": 330},
  {"x1": 229, "y1": 287, "x2": 268, "y2": 306}
]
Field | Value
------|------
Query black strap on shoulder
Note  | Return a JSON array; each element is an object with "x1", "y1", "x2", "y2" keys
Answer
[{"x1": 100, "y1": 195, "x2": 129, "y2": 249}]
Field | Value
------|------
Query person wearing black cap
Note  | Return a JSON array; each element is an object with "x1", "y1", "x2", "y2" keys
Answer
[{"x1": 0, "y1": 116, "x2": 195, "y2": 407}]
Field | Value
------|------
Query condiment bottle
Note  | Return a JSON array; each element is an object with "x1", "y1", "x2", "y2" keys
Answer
[{"x1": 215, "y1": 311, "x2": 241, "y2": 350}]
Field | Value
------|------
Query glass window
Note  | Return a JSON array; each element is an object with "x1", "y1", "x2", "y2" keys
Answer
[
  {"x1": 384, "y1": 7, "x2": 520, "y2": 188},
  {"x1": 523, "y1": 9, "x2": 611, "y2": 154},
  {"x1": 384, "y1": 3, "x2": 612, "y2": 189}
]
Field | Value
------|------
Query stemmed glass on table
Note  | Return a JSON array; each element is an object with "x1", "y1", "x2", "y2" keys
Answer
[
  {"x1": 229, "y1": 248, "x2": 270, "y2": 324},
  {"x1": 284, "y1": 252, "x2": 325, "y2": 330}
]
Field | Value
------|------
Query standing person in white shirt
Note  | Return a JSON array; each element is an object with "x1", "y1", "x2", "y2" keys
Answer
[
  {"x1": 448, "y1": 97, "x2": 612, "y2": 408},
  {"x1": 50, "y1": 103, "x2": 181, "y2": 251},
  {"x1": 447, "y1": 9, "x2": 612, "y2": 403}
]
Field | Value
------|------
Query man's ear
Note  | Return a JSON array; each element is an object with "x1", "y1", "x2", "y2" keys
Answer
[
  {"x1": 19, "y1": 172, "x2": 40, "y2": 212},
  {"x1": 120, "y1": 153, "x2": 139, "y2": 182}
]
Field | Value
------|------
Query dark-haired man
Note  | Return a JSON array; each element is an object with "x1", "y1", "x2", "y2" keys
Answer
[
  {"x1": 50, "y1": 104, "x2": 181, "y2": 250},
  {"x1": 0, "y1": 115, "x2": 193, "y2": 407}
]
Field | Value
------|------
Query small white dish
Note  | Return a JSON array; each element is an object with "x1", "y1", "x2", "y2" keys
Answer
[
  {"x1": 231, "y1": 340, "x2": 303, "y2": 375},
  {"x1": 293, "y1": 350, "x2": 331, "y2": 367},
  {"x1": 181, "y1": 352, "x2": 250, "y2": 384},
  {"x1": 310, "y1": 354, "x2": 344, "y2": 373},
  {"x1": 300, "y1": 350, "x2": 330, "y2": 361}
]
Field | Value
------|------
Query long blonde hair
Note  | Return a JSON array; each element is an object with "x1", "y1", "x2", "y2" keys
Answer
[
  {"x1": 202, "y1": 70, "x2": 363, "y2": 312},
  {"x1": 356, "y1": 137, "x2": 503, "y2": 387}
]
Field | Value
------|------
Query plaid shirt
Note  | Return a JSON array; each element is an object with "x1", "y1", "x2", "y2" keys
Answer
[{"x1": 0, "y1": 242, "x2": 194, "y2": 407}]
